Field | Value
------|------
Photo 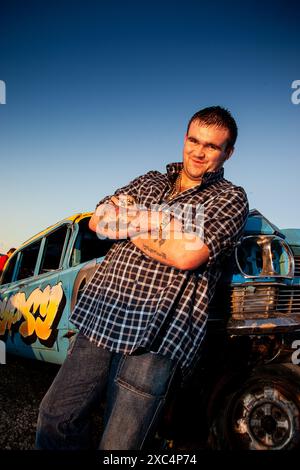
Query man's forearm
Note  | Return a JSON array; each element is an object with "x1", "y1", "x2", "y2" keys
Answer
[
  {"x1": 131, "y1": 231, "x2": 209, "y2": 271},
  {"x1": 91, "y1": 200, "x2": 210, "y2": 270}
]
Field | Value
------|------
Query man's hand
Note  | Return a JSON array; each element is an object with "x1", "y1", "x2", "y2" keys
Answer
[
  {"x1": 90, "y1": 194, "x2": 168, "y2": 239},
  {"x1": 93, "y1": 201, "x2": 135, "y2": 239},
  {"x1": 89, "y1": 194, "x2": 149, "y2": 239}
]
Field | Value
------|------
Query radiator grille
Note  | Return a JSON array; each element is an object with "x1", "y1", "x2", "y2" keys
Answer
[
  {"x1": 231, "y1": 285, "x2": 300, "y2": 319},
  {"x1": 294, "y1": 255, "x2": 300, "y2": 276}
]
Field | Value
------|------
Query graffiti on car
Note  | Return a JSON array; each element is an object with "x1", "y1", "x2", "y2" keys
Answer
[{"x1": 0, "y1": 282, "x2": 66, "y2": 347}]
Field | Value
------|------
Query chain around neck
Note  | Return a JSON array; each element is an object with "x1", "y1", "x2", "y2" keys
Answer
[{"x1": 166, "y1": 170, "x2": 182, "y2": 202}]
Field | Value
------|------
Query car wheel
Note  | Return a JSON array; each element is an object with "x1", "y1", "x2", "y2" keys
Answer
[{"x1": 210, "y1": 364, "x2": 300, "y2": 450}]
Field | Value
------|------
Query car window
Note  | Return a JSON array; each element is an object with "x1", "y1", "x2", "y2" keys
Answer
[
  {"x1": 39, "y1": 225, "x2": 69, "y2": 274},
  {"x1": 70, "y1": 217, "x2": 114, "y2": 267},
  {"x1": 0, "y1": 253, "x2": 18, "y2": 285},
  {"x1": 16, "y1": 240, "x2": 41, "y2": 281}
]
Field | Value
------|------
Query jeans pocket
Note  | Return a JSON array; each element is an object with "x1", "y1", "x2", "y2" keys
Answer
[
  {"x1": 115, "y1": 352, "x2": 177, "y2": 398},
  {"x1": 67, "y1": 331, "x2": 89, "y2": 356},
  {"x1": 67, "y1": 331, "x2": 92, "y2": 357}
]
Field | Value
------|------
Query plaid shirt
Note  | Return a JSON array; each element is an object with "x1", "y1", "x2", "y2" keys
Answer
[{"x1": 71, "y1": 162, "x2": 249, "y2": 376}]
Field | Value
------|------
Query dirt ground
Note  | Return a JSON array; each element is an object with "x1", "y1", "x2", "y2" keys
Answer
[{"x1": 0, "y1": 354, "x2": 59, "y2": 449}]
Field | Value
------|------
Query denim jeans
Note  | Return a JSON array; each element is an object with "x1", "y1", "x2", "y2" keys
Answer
[{"x1": 35, "y1": 332, "x2": 178, "y2": 450}]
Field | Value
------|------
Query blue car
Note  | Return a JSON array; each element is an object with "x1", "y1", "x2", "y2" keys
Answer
[{"x1": 0, "y1": 212, "x2": 113, "y2": 363}]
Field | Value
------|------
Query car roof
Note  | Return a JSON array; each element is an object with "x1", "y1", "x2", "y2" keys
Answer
[{"x1": 19, "y1": 212, "x2": 93, "y2": 249}]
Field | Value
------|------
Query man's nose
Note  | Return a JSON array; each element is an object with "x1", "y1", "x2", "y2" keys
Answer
[{"x1": 195, "y1": 143, "x2": 205, "y2": 157}]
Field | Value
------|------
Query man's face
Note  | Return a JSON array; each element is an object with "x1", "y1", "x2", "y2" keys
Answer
[{"x1": 182, "y1": 120, "x2": 234, "y2": 187}]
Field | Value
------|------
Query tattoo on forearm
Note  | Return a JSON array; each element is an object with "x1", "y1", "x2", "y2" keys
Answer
[
  {"x1": 142, "y1": 244, "x2": 167, "y2": 259},
  {"x1": 153, "y1": 237, "x2": 166, "y2": 247}
]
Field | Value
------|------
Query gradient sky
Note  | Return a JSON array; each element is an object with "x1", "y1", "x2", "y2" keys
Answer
[{"x1": 0, "y1": 0, "x2": 299, "y2": 253}]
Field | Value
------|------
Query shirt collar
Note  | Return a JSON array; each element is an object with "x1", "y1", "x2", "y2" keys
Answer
[{"x1": 166, "y1": 162, "x2": 224, "y2": 187}]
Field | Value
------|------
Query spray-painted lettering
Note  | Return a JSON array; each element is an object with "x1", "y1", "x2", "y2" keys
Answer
[{"x1": 0, "y1": 282, "x2": 65, "y2": 342}]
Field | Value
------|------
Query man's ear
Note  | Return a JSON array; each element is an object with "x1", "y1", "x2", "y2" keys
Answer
[{"x1": 224, "y1": 146, "x2": 234, "y2": 161}]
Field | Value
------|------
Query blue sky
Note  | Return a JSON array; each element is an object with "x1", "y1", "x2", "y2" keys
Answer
[{"x1": 0, "y1": 0, "x2": 299, "y2": 253}]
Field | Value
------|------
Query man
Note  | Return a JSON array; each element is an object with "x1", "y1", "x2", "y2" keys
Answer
[{"x1": 36, "y1": 106, "x2": 249, "y2": 450}]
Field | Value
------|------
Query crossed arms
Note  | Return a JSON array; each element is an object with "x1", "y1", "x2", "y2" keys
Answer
[{"x1": 89, "y1": 195, "x2": 209, "y2": 271}]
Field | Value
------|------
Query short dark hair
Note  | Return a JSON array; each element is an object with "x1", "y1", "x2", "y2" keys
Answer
[{"x1": 187, "y1": 106, "x2": 238, "y2": 149}]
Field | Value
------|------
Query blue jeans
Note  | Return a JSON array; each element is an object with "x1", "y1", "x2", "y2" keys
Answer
[{"x1": 35, "y1": 332, "x2": 178, "y2": 450}]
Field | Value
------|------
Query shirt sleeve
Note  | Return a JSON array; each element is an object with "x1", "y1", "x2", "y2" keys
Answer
[
  {"x1": 95, "y1": 171, "x2": 157, "y2": 209},
  {"x1": 203, "y1": 187, "x2": 249, "y2": 267}
]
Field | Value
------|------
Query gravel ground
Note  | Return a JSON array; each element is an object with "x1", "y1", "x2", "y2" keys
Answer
[{"x1": 0, "y1": 354, "x2": 59, "y2": 450}]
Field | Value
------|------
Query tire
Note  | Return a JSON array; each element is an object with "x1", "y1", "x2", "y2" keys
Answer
[{"x1": 210, "y1": 364, "x2": 300, "y2": 450}]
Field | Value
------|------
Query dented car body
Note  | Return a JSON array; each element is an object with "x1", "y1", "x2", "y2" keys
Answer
[{"x1": 0, "y1": 209, "x2": 300, "y2": 450}]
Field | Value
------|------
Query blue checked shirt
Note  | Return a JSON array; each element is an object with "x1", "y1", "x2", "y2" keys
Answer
[{"x1": 71, "y1": 162, "x2": 249, "y2": 376}]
